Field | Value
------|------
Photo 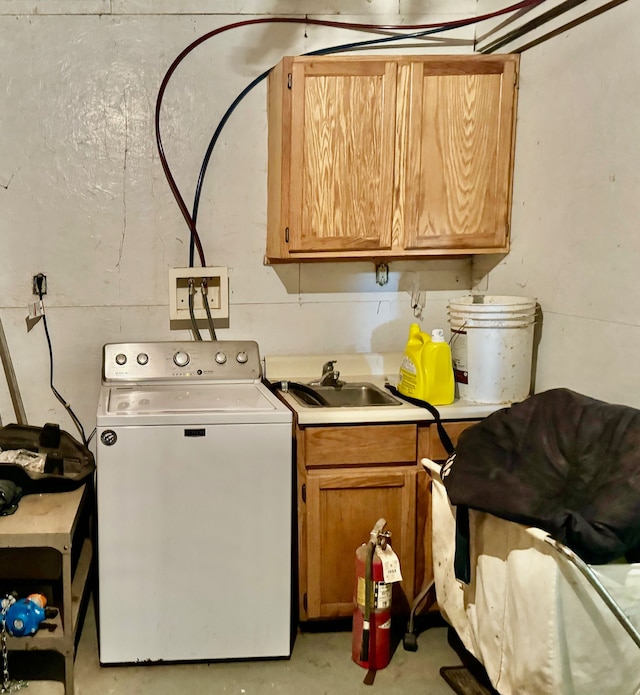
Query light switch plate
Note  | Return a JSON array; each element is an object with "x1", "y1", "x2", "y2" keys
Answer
[{"x1": 169, "y1": 267, "x2": 229, "y2": 321}]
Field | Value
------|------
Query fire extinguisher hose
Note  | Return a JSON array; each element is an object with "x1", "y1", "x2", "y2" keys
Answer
[{"x1": 360, "y1": 539, "x2": 375, "y2": 662}]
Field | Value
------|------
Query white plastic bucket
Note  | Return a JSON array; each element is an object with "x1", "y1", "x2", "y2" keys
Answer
[{"x1": 448, "y1": 295, "x2": 537, "y2": 404}]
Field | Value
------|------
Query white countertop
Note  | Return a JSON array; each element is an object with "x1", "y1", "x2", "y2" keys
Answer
[{"x1": 263, "y1": 353, "x2": 505, "y2": 426}]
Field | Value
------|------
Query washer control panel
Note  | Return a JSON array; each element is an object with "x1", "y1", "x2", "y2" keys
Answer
[{"x1": 103, "y1": 341, "x2": 262, "y2": 382}]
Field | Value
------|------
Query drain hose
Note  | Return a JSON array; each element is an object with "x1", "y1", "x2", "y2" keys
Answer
[{"x1": 265, "y1": 380, "x2": 330, "y2": 407}]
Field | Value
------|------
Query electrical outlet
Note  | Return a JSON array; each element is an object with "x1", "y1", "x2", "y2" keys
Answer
[
  {"x1": 169, "y1": 267, "x2": 229, "y2": 321},
  {"x1": 32, "y1": 273, "x2": 47, "y2": 296}
]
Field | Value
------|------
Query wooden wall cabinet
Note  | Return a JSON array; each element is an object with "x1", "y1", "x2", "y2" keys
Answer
[
  {"x1": 295, "y1": 419, "x2": 479, "y2": 622},
  {"x1": 267, "y1": 54, "x2": 519, "y2": 263}
]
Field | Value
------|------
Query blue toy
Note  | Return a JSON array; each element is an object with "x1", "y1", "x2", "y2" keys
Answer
[{"x1": 3, "y1": 594, "x2": 47, "y2": 636}]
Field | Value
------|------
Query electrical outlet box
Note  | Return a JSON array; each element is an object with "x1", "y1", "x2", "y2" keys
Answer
[
  {"x1": 32, "y1": 273, "x2": 47, "y2": 295},
  {"x1": 169, "y1": 267, "x2": 229, "y2": 321}
]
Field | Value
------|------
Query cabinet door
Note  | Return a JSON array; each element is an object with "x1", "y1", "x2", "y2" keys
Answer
[
  {"x1": 305, "y1": 466, "x2": 416, "y2": 619},
  {"x1": 284, "y1": 57, "x2": 397, "y2": 254},
  {"x1": 403, "y1": 56, "x2": 518, "y2": 251}
]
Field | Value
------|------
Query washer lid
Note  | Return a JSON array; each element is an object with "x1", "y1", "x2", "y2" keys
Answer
[
  {"x1": 107, "y1": 383, "x2": 280, "y2": 414},
  {"x1": 98, "y1": 382, "x2": 292, "y2": 425}
]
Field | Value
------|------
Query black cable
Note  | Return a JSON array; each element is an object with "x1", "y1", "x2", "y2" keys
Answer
[{"x1": 36, "y1": 288, "x2": 88, "y2": 447}]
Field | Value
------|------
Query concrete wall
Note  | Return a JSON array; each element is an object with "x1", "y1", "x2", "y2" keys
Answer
[
  {"x1": 0, "y1": 1, "x2": 476, "y2": 437},
  {"x1": 474, "y1": 0, "x2": 640, "y2": 408},
  {"x1": 1, "y1": 0, "x2": 637, "y2": 444}
]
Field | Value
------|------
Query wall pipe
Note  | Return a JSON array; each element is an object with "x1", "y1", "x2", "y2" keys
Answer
[
  {"x1": 480, "y1": 0, "x2": 629, "y2": 53},
  {"x1": 0, "y1": 317, "x2": 27, "y2": 426}
]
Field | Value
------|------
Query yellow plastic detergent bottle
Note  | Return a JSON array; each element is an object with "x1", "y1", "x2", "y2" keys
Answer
[
  {"x1": 422, "y1": 329, "x2": 455, "y2": 406},
  {"x1": 398, "y1": 324, "x2": 431, "y2": 400}
]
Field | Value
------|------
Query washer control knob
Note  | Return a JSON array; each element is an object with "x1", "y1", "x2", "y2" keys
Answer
[
  {"x1": 236, "y1": 351, "x2": 248, "y2": 364},
  {"x1": 215, "y1": 351, "x2": 227, "y2": 365},
  {"x1": 173, "y1": 351, "x2": 190, "y2": 367},
  {"x1": 115, "y1": 353, "x2": 127, "y2": 366},
  {"x1": 137, "y1": 353, "x2": 149, "y2": 365}
]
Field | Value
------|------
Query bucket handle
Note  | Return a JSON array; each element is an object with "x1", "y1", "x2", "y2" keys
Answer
[{"x1": 449, "y1": 321, "x2": 467, "y2": 345}]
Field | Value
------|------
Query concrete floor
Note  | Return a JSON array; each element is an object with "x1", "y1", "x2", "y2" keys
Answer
[{"x1": 7, "y1": 598, "x2": 463, "y2": 694}]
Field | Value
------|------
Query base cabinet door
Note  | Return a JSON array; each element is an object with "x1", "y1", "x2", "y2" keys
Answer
[{"x1": 303, "y1": 466, "x2": 416, "y2": 619}]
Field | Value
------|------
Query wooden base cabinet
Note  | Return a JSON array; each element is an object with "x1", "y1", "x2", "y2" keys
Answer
[
  {"x1": 296, "y1": 424, "x2": 418, "y2": 621},
  {"x1": 294, "y1": 418, "x2": 481, "y2": 622}
]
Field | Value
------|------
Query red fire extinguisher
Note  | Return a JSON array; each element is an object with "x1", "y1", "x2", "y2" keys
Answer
[{"x1": 352, "y1": 518, "x2": 399, "y2": 671}]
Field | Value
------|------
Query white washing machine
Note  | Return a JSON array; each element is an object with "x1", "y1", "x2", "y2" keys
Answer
[{"x1": 96, "y1": 340, "x2": 293, "y2": 664}]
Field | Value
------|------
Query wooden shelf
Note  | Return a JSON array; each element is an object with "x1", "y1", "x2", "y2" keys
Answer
[
  {"x1": 0, "y1": 485, "x2": 92, "y2": 695},
  {"x1": 6, "y1": 612, "x2": 64, "y2": 651},
  {"x1": 0, "y1": 487, "x2": 86, "y2": 551}
]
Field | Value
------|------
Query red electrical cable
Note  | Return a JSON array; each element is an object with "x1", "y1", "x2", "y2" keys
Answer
[{"x1": 154, "y1": 0, "x2": 546, "y2": 267}]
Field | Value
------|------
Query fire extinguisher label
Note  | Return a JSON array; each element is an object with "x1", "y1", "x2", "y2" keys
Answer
[
  {"x1": 357, "y1": 577, "x2": 366, "y2": 606},
  {"x1": 375, "y1": 582, "x2": 392, "y2": 609},
  {"x1": 356, "y1": 578, "x2": 392, "y2": 609}
]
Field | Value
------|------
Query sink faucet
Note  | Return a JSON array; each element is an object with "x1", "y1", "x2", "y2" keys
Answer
[{"x1": 310, "y1": 360, "x2": 343, "y2": 387}]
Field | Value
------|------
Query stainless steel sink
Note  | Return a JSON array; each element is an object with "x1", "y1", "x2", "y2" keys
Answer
[{"x1": 287, "y1": 382, "x2": 402, "y2": 408}]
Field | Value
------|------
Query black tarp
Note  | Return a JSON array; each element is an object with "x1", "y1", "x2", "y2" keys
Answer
[{"x1": 442, "y1": 388, "x2": 640, "y2": 565}]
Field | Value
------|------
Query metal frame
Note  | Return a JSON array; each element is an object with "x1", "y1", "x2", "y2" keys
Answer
[{"x1": 544, "y1": 535, "x2": 640, "y2": 649}]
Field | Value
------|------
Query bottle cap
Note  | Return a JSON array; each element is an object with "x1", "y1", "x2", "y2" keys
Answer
[{"x1": 431, "y1": 329, "x2": 445, "y2": 342}]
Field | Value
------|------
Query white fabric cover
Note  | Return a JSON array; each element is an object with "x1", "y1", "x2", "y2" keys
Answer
[{"x1": 426, "y1": 459, "x2": 640, "y2": 695}]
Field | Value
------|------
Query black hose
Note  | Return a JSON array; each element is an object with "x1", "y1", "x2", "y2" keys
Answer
[
  {"x1": 265, "y1": 380, "x2": 330, "y2": 407},
  {"x1": 384, "y1": 383, "x2": 454, "y2": 456}
]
